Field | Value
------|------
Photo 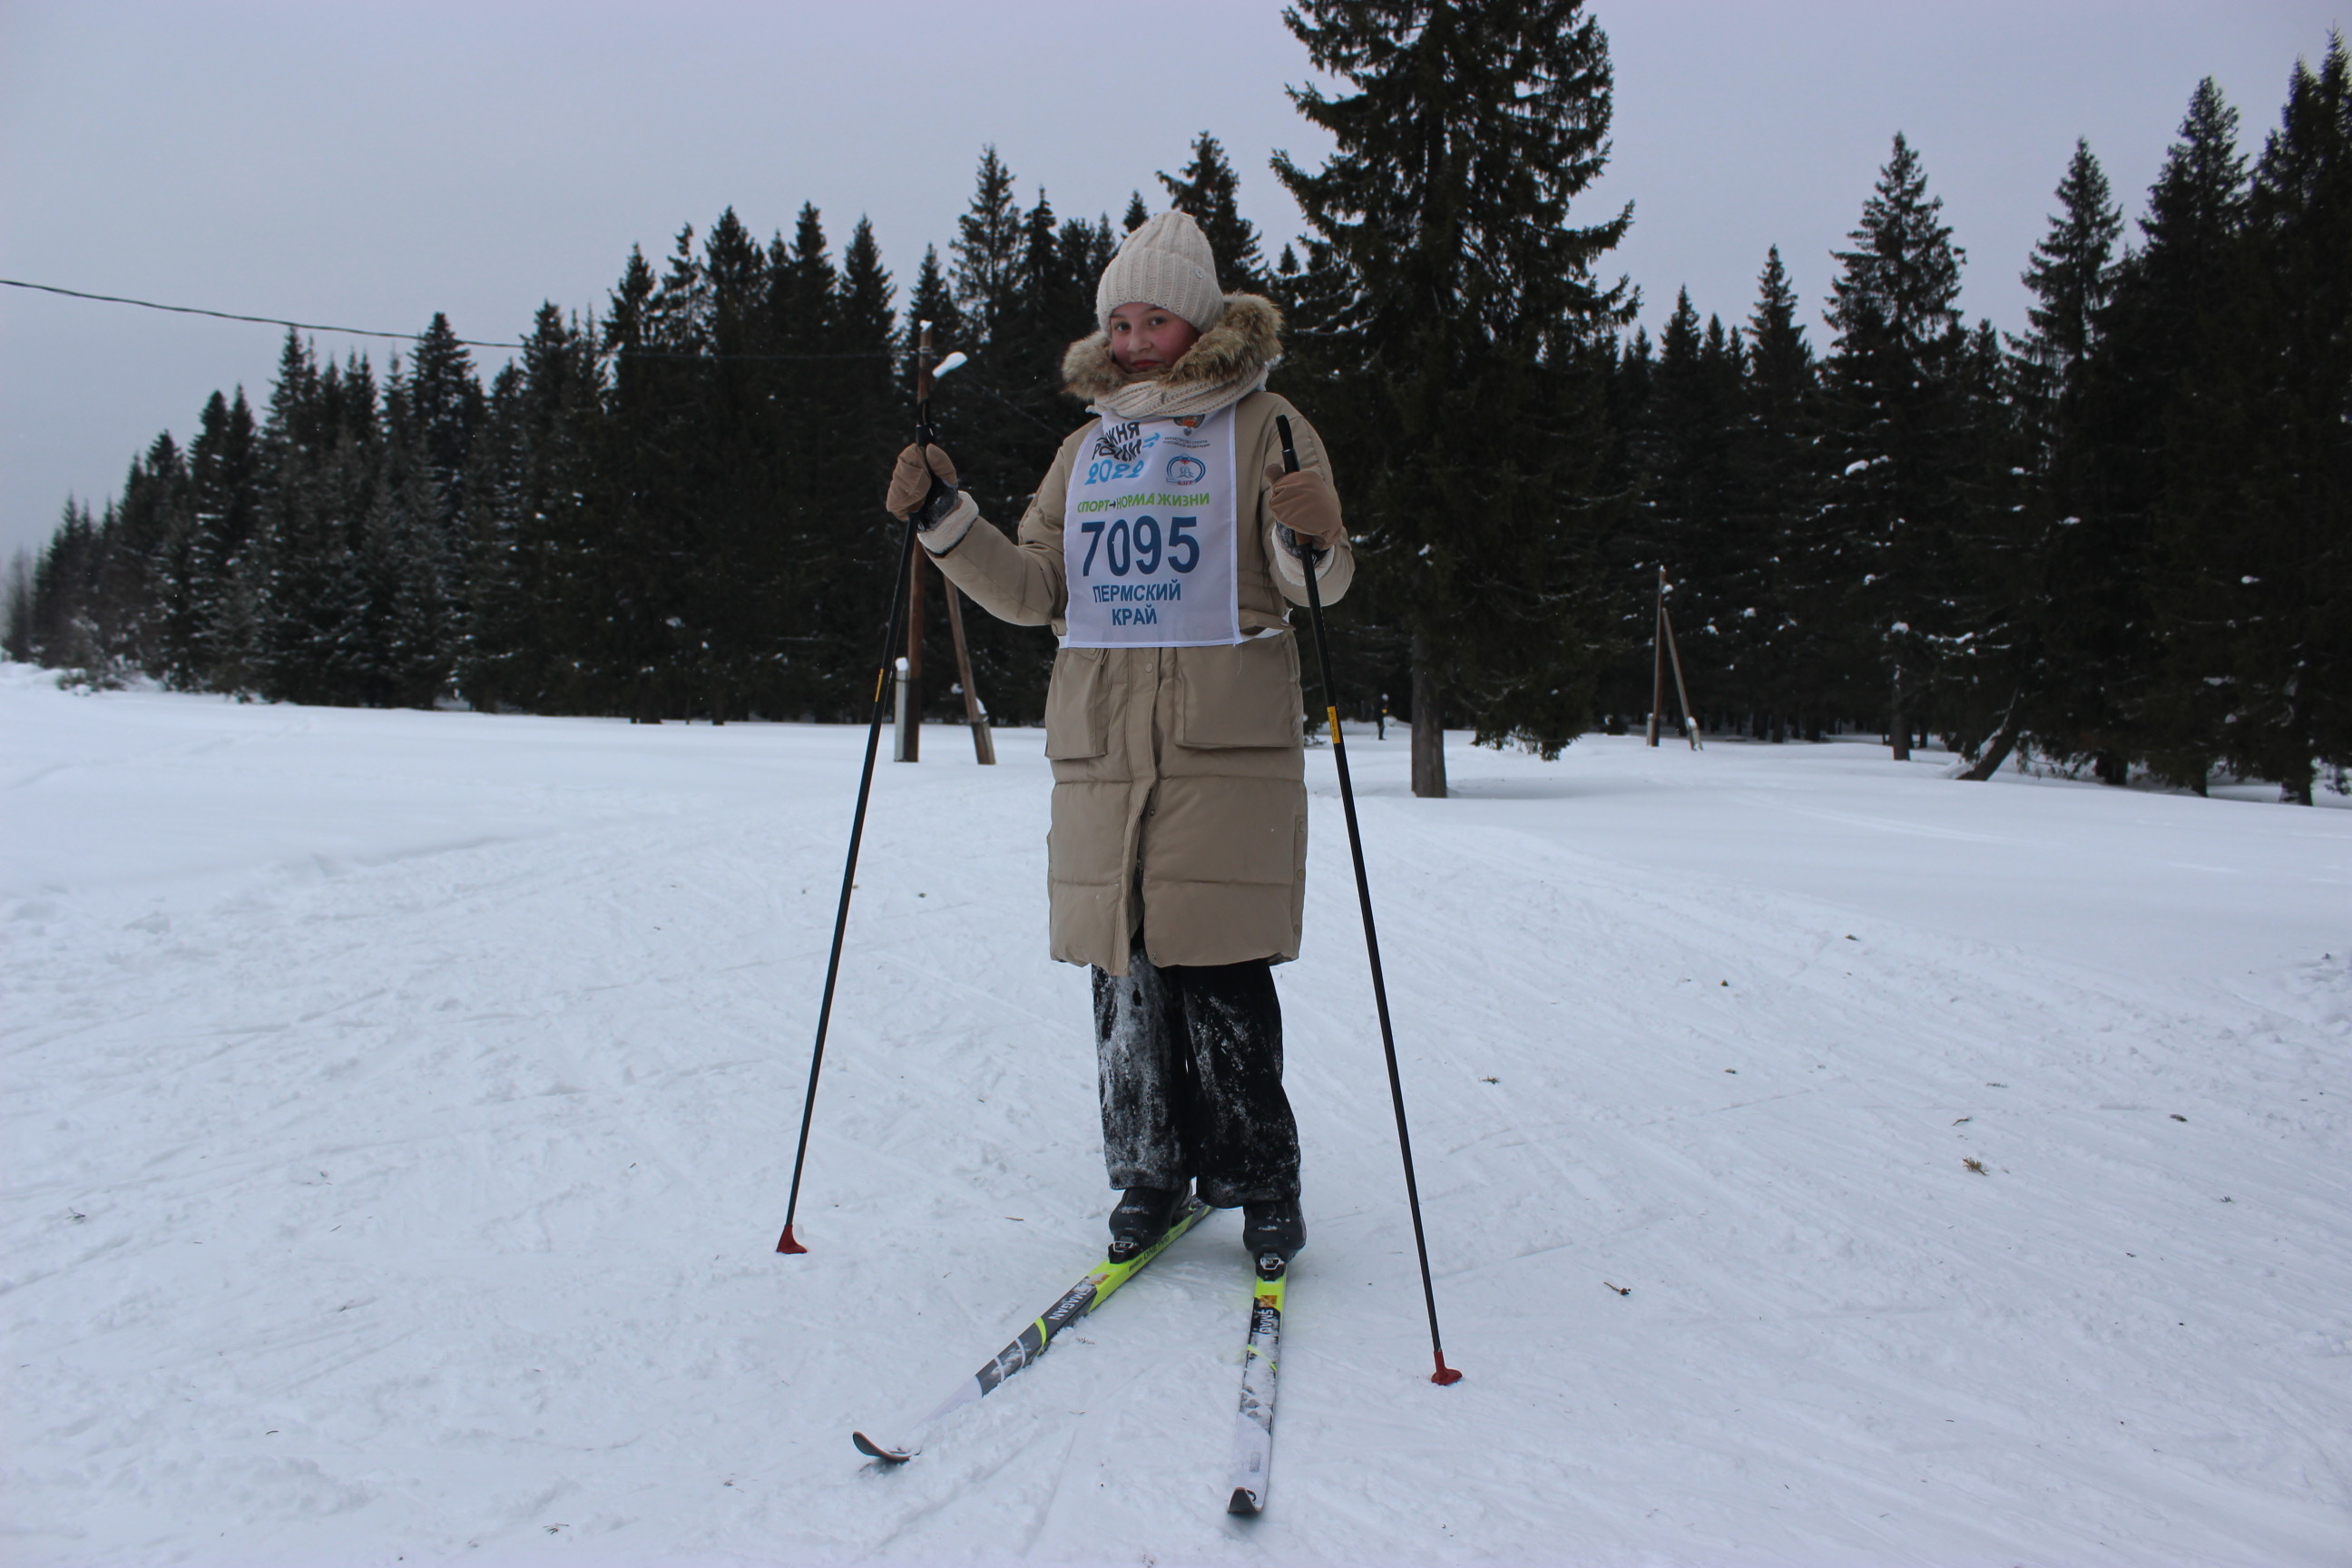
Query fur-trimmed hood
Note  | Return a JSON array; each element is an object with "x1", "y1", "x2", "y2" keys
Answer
[{"x1": 1060, "y1": 293, "x2": 1283, "y2": 421}]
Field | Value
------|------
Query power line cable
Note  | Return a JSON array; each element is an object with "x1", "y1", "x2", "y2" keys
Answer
[
  {"x1": 0, "y1": 277, "x2": 897, "y2": 361},
  {"x1": 4, "y1": 277, "x2": 531, "y2": 349},
  {"x1": 6, "y1": 275, "x2": 1099, "y2": 440},
  {"x1": 961, "y1": 377, "x2": 1069, "y2": 438}
]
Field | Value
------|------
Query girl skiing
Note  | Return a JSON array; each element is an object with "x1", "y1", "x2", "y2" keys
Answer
[{"x1": 884, "y1": 211, "x2": 1351, "y2": 1269}]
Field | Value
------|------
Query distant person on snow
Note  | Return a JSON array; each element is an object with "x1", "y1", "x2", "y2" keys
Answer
[{"x1": 883, "y1": 211, "x2": 1352, "y2": 1269}]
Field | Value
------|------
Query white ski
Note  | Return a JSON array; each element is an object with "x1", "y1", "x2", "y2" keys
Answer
[{"x1": 1224, "y1": 1258, "x2": 1288, "y2": 1514}]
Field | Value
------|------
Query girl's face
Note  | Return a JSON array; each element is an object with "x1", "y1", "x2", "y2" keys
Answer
[{"x1": 1106, "y1": 302, "x2": 1200, "y2": 377}]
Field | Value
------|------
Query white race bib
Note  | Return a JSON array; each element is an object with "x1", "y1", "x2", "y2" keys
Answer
[{"x1": 1062, "y1": 406, "x2": 1241, "y2": 648}]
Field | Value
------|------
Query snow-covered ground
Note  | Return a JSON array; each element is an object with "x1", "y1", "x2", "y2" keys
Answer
[{"x1": 5, "y1": 664, "x2": 2347, "y2": 1567}]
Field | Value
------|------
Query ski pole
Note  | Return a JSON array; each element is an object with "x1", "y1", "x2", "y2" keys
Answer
[
  {"x1": 1277, "y1": 414, "x2": 1461, "y2": 1385},
  {"x1": 775, "y1": 325, "x2": 961, "y2": 1254}
]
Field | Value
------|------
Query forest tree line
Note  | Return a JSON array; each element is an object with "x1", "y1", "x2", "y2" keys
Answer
[{"x1": 7, "y1": 9, "x2": 2345, "y2": 800}]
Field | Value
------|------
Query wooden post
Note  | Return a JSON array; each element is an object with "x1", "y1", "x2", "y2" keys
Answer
[
  {"x1": 896, "y1": 322, "x2": 936, "y2": 763},
  {"x1": 1647, "y1": 566, "x2": 1667, "y2": 747},
  {"x1": 900, "y1": 547, "x2": 924, "y2": 761},
  {"x1": 1661, "y1": 596, "x2": 1701, "y2": 751},
  {"x1": 941, "y1": 572, "x2": 995, "y2": 764},
  {"x1": 1889, "y1": 665, "x2": 1910, "y2": 761},
  {"x1": 890, "y1": 655, "x2": 909, "y2": 760}
]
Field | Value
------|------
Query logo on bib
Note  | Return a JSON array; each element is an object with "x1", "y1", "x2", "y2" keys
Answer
[
  {"x1": 1093, "y1": 422, "x2": 1147, "y2": 463},
  {"x1": 1165, "y1": 455, "x2": 1207, "y2": 485}
]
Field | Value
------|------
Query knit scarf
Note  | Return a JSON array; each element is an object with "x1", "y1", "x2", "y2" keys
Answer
[
  {"x1": 1087, "y1": 360, "x2": 1271, "y2": 423},
  {"x1": 1061, "y1": 294, "x2": 1283, "y2": 425}
]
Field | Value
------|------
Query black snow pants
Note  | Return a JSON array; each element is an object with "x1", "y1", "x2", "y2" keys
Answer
[{"x1": 1091, "y1": 938, "x2": 1300, "y2": 1208}]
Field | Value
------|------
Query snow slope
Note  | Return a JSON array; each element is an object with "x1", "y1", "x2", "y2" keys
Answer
[{"x1": 5, "y1": 666, "x2": 2347, "y2": 1566}]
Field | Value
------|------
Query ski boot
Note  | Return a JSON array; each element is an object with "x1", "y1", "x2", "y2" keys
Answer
[
  {"x1": 1241, "y1": 1198, "x2": 1305, "y2": 1275},
  {"x1": 1107, "y1": 1185, "x2": 1187, "y2": 1263}
]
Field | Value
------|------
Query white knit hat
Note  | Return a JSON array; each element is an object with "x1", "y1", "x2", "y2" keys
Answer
[{"x1": 1096, "y1": 211, "x2": 1226, "y2": 333}]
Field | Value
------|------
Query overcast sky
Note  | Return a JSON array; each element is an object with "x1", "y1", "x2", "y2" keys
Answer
[{"x1": 1, "y1": 1, "x2": 2339, "y2": 564}]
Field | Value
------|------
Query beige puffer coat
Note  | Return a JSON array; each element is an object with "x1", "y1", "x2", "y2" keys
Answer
[{"x1": 926, "y1": 295, "x2": 1353, "y2": 975}]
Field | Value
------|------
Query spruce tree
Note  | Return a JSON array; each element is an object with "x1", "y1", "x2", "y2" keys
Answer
[
  {"x1": 1158, "y1": 132, "x2": 1269, "y2": 293},
  {"x1": 951, "y1": 147, "x2": 1024, "y2": 348},
  {"x1": 2082, "y1": 78, "x2": 2250, "y2": 783},
  {"x1": 2014, "y1": 142, "x2": 2122, "y2": 424},
  {"x1": 943, "y1": 151, "x2": 1042, "y2": 534},
  {"x1": 1740, "y1": 247, "x2": 1820, "y2": 740},
  {"x1": 772, "y1": 204, "x2": 837, "y2": 348},
  {"x1": 255, "y1": 343, "x2": 357, "y2": 705},
  {"x1": 1937, "y1": 314, "x2": 2031, "y2": 761},
  {"x1": 184, "y1": 387, "x2": 262, "y2": 690},
  {"x1": 103, "y1": 433, "x2": 191, "y2": 679},
  {"x1": 2, "y1": 550, "x2": 33, "y2": 665},
  {"x1": 1002, "y1": 190, "x2": 1084, "y2": 412},
  {"x1": 1820, "y1": 133, "x2": 1974, "y2": 760},
  {"x1": 1696, "y1": 310, "x2": 1771, "y2": 727},
  {"x1": 1640, "y1": 290, "x2": 1749, "y2": 729},
  {"x1": 1998, "y1": 140, "x2": 2122, "y2": 776},
  {"x1": 600, "y1": 234, "x2": 710, "y2": 720},
  {"x1": 462, "y1": 303, "x2": 603, "y2": 713},
  {"x1": 405, "y1": 314, "x2": 482, "y2": 534},
  {"x1": 1069, "y1": 212, "x2": 1118, "y2": 295},
  {"x1": 935, "y1": 161, "x2": 1093, "y2": 729},
  {"x1": 377, "y1": 318, "x2": 481, "y2": 706},
  {"x1": 28, "y1": 500, "x2": 103, "y2": 674},
  {"x1": 1589, "y1": 326, "x2": 1654, "y2": 727},
  {"x1": 688, "y1": 206, "x2": 784, "y2": 722},
  {"x1": 2150, "y1": 40, "x2": 2350, "y2": 801},
  {"x1": 242, "y1": 329, "x2": 324, "y2": 702},
  {"x1": 906, "y1": 244, "x2": 960, "y2": 355},
  {"x1": 810, "y1": 216, "x2": 907, "y2": 718},
  {"x1": 459, "y1": 358, "x2": 533, "y2": 710},
  {"x1": 362, "y1": 445, "x2": 450, "y2": 708},
  {"x1": 1274, "y1": 0, "x2": 1634, "y2": 796}
]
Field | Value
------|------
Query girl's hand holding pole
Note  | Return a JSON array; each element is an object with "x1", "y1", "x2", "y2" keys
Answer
[
  {"x1": 887, "y1": 443, "x2": 961, "y2": 527},
  {"x1": 1261, "y1": 463, "x2": 1345, "y2": 552}
]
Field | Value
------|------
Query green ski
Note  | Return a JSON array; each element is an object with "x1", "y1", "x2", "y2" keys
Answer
[{"x1": 853, "y1": 1196, "x2": 1210, "y2": 1462}]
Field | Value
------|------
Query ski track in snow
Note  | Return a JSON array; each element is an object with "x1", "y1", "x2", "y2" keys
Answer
[{"x1": 4, "y1": 665, "x2": 2347, "y2": 1566}]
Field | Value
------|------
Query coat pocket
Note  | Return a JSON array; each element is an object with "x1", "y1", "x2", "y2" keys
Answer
[
  {"x1": 1044, "y1": 646, "x2": 1110, "y2": 760},
  {"x1": 1174, "y1": 634, "x2": 1303, "y2": 750}
]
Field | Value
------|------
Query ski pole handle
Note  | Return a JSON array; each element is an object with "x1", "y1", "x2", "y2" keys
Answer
[
  {"x1": 1277, "y1": 415, "x2": 1336, "y2": 693},
  {"x1": 916, "y1": 320, "x2": 935, "y2": 448},
  {"x1": 1275, "y1": 416, "x2": 1323, "y2": 614}
]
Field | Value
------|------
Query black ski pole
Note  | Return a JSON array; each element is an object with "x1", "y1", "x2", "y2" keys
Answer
[
  {"x1": 775, "y1": 323, "x2": 959, "y2": 1253},
  {"x1": 1278, "y1": 414, "x2": 1462, "y2": 1385}
]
